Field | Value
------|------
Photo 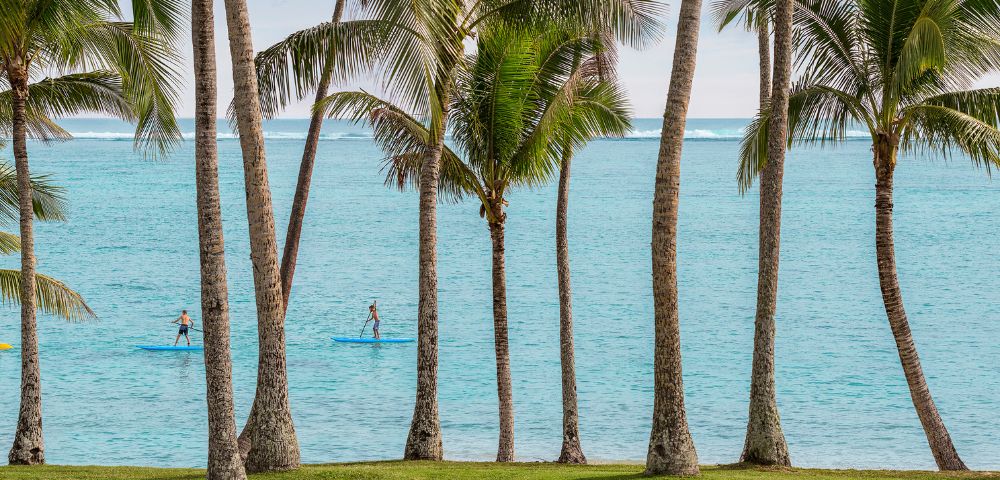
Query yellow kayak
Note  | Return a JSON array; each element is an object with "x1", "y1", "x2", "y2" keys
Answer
[{"x1": 0, "y1": 343, "x2": 12, "y2": 350}]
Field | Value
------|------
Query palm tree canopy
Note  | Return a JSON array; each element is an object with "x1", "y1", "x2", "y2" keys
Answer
[
  {"x1": 737, "y1": 0, "x2": 1000, "y2": 191},
  {"x1": 319, "y1": 26, "x2": 632, "y2": 223},
  {"x1": 0, "y1": 0, "x2": 184, "y2": 154},
  {"x1": 249, "y1": 0, "x2": 664, "y2": 130}
]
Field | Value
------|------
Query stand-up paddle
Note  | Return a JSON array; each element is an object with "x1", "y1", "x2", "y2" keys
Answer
[
  {"x1": 136, "y1": 310, "x2": 202, "y2": 351},
  {"x1": 333, "y1": 300, "x2": 414, "y2": 344}
]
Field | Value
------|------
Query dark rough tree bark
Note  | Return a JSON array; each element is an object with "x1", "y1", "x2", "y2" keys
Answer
[
  {"x1": 403, "y1": 83, "x2": 450, "y2": 461},
  {"x1": 741, "y1": 0, "x2": 791, "y2": 466},
  {"x1": 646, "y1": 0, "x2": 702, "y2": 474},
  {"x1": 6, "y1": 59, "x2": 44, "y2": 467},
  {"x1": 192, "y1": 0, "x2": 248, "y2": 477},
  {"x1": 873, "y1": 135, "x2": 966, "y2": 471},
  {"x1": 279, "y1": 0, "x2": 346, "y2": 313},
  {"x1": 555, "y1": 145, "x2": 585, "y2": 465},
  {"x1": 222, "y1": 0, "x2": 300, "y2": 472},
  {"x1": 487, "y1": 200, "x2": 515, "y2": 463}
]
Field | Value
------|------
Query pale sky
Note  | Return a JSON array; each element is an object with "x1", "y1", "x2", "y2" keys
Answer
[{"x1": 175, "y1": 0, "x2": 999, "y2": 119}]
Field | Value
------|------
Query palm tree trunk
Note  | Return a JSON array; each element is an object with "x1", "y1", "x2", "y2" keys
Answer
[
  {"x1": 222, "y1": 0, "x2": 300, "y2": 472},
  {"x1": 488, "y1": 210, "x2": 515, "y2": 463},
  {"x1": 873, "y1": 136, "x2": 967, "y2": 471},
  {"x1": 403, "y1": 81, "x2": 450, "y2": 461},
  {"x1": 646, "y1": 0, "x2": 702, "y2": 474},
  {"x1": 555, "y1": 146, "x2": 585, "y2": 465},
  {"x1": 192, "y1": 1, "x2": 247, "y2": 478},
  {"x1": 757, "y1": 24, "x2": 770, "y2": 108},
  {"x1": 6, "y1": 61, "x2": 45, "y2": 467},
  {"x1": 741, "y1": 0, "x2": 791, "y2": 466},
  {"x1": 278, "y1": 0, "x2": 346, "y2": 313}
]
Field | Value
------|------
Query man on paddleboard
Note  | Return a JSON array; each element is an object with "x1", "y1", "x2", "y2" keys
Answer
[{"x1": 172, "y1": 310, "x2": 195, "y2": 346}]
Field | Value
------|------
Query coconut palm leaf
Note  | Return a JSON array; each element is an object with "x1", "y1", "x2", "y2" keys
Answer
[
  {"x1": 317, "y1": 90, "x2": 479, "y2": 202},
  {"x1": 0, "y1": 162, "x2": 67, "y2": 222},
  {"x1": 1, "y1": 1, "x2": 184, "y2": 156},
  {"x1": 0, "y1": 231, "x2": 20, "y2": 254},
  {"x1": 246, "y1": 18, "x2": 433, "y2": 122},
  {"x1": 740, "y1": 0, "x2": 1000, "y2": 189},
  {"x1": 712, "y1": 0, "x2": 774, "y2": 31},
  {"x1": 479, "y1": 0, "x2": 665, "y2": 49},
  {"x1": 0, "y1": 269, "x2": 96, "y2": 322}
]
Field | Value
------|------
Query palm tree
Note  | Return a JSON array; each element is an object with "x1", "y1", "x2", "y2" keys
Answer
[
  {"x1": 712, "y1": 0, "x2": 793, "y2": 467},
  {"x1": 739, "y1": 0, "x2": 1000, "y2": 470},
  {"x1": 322, "y1": 26, "x2": 631, "y2": 462},
  {"x1": 268, "y1": 0, "x2": 661, "y2": 460},
  {"x1": 220, "y1": 0, "x2": 300, "y2": 472},
  {"x1": 248, "y1": 0, "x2": 346, "y2": 314},
  {"x1": 646, "y1": 0, "x2": 703, "y2": 474},
  {"x1": 191, "y1": 0, "x2": 246, "y2": 478},
  {"x1": 554, "y1": 33, "x2": 618, "y2": 465},
  {"x1": 555, "y1": 137, "x2": 586, "y2": 464},
  {"x1": 0, "y1": 1, "x2": 181, "y2": 464}
]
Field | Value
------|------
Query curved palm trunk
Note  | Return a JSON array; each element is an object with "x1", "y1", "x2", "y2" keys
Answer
[
  {"x1": 873, "y1": 136, "x2": 966, "y2": 471},
  {"x1": 222, "y1": 0, "x2": 300, "y2": 472},
  {"x1": 741, "y1": 3, "x2": 791, "y2": 467},
  {"x1": 488, "y1": 209, "x2": 515, "y2": 463},
  {"x1": 192, "y1": 1, "x2": 247, "y2": 478},
  {"x1": 279, "y1": 0, "x2": 346, "y2": 313},
  {"x1": 555, "y1": 146, "x2": 585, "y2": 464},
  {"x1": 403, "y1": 82, "x2": 450, "y2": 461},
  {"x1": 646, "y1": 0, "x2": 702, "y2": 474},
  {"x1": 7, "y1": 62, "x2": 44, "y2": 467}
]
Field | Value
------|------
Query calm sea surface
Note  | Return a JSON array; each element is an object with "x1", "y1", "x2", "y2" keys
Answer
[{"x1": 0, "y1": 118, "x2": 997, "y2": 470}]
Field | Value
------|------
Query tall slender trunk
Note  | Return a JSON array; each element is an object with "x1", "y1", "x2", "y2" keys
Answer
[
  {"x1": 741, "y1": 2, "x2": 791, "y2": 467},
  {"x1": 873, "y1": 135, "x2": 966, "y2": 471},
  {"x1": 192, "y1": 1, "x2": 247, "y2": 478},
  {"x1": 645, "y1": 0, "x2": 702, "y2": 474},
  {"x1": 555, "y1": 146, "x2": 585, "y2": 465},
  {"x1": 488, "y1": 205, "x2": 514, "y2": 463},
  {"x1": 279, "y1": 0, "x2": 346, "y2": 313},
  {"x1": 222, "y1": 0, "x2": 300, "y2": 472},
  {"x1": 757, "y1": 24, "x2": 771, "y2": 108},
  {"x1": 403, "y1": 81, "x2": 450, "y2": 461},
  {"x1": 7, "y1": 62, "x2": 44, "y2": 467}
]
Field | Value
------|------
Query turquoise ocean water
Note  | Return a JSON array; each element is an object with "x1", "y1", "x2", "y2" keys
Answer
[{"x1": 0, "y1": 118, "x2": 997, "y2": 470}]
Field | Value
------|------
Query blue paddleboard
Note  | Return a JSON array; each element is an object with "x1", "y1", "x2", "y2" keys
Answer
[
  {"x1": 136, "y1": 345, "x2": 203, "y2": 351},
  {"x1": 332, "y1": 337, "x2": 415, "y2": 344}
]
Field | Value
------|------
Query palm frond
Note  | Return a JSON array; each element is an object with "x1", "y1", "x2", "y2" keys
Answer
[
  {"x1": 901, "y1": 88, "x2": 1000, "y2": 170},
  {"x1": 711, "y1": 0, "x2": 773, "y2": 31},
  {"x1": 737, "y1": 110, "x2": 771, "y2": 193},
  {"x1": 130, "y1": 0, "x2": 185, "y2": 41},
  {"x1": 793, "y1": 0, "x2": 870, "y2": 103},
  {"x1": 0, "y1": 162, "x2": 67, "y2": 222},
  {"x1": 70, "y1": 21, "x2": 182, "y2": 156},
  {"x1": 0, "y1": 270, "x2": 96, "y2": 322},
  {"x1": 317, "y1": 90, "x2": 478, "y2": 201},
  {"x1": 21, "y1": 72, "x2": 133, "y2": 121},
  {"x1": 0, "y1": 231, "x2": 20, "y2": 255},
  {"x1": 249, "y1": 19, "x2": 410, "y2": 120},
  {"x1": 480, "y1": 0, "x2": 666, "y2": 50}
]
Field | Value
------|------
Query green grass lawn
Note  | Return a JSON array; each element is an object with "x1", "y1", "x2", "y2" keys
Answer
[{"x1": 2, "y1": 461, "x2": 999, "y2": 479}]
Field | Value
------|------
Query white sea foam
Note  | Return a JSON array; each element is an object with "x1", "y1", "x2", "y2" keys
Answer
[{"x1": 62, "y1": 127, "x2": 873, "y2": 141}]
